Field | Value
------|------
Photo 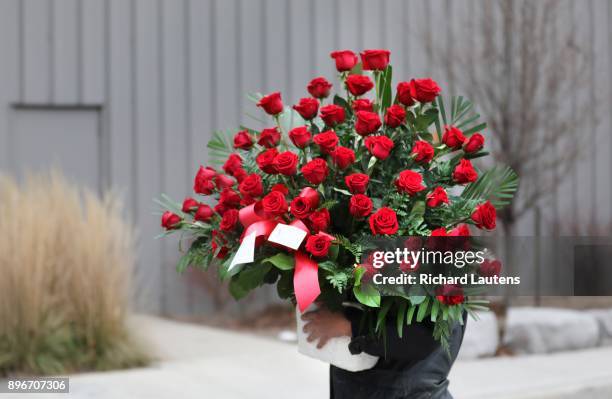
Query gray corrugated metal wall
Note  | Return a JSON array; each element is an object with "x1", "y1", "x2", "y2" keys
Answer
[{"x1": 0, "y1": 0, "x2": 610, "y2": 315}]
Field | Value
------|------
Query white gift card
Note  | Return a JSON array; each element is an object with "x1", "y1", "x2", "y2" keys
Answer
[
  {"x1": 228, "y1": 231, "x2": 256, "y2": 271},
  {"x1": 268, "y1": 224, "x2": 308, "y2": 250}
]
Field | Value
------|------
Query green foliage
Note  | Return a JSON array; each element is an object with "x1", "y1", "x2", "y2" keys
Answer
[
  {"x1": 229, "y1": 263, "x2": 272, "y2": 300},
  {"x1": 176, "y1": 237, "x2": 211, "y2": 273},
  {"x1": 461, "y1": 165, "x2": 519, "y2": 209},
  {"x1": 434, "y1": 95, "x2": 487, "y2": 138},
  {"x1": 262, "y1": 253, "x2": 295, "y2": 270}
]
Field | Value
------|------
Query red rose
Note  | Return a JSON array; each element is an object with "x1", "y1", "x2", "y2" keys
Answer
[
  {"x1": 471, "y1": 201, "x2": 496, "y2": 230},
  {"x1": 218, "y1": 188, "x2": 241, "y2": 208},
  {"x1": 365, "y1": 135, "x2": 394, "y2": 160},
  {"x1": 384, "y1": 104, "x2": 406, "y2": 128},
  {"x1": 331, "y1": 146, "x2": 355, "y2": 169},
  {"x1": 411, "y1": 140, "x2": 434, "y2": 164},
  {"x1": 449, "y1": 224, "x2": 470, "y2": 236},
  {"x1": 345, "y1": 173, "x2": 369, "y2": 194},
  {"x1": 211, "y1": 230, "x2": 229, "y2": 258},
  {"x1": 349, "y1": 194, "x2": 373, "y2": 218},
  {"x1": 369, "y1": 207, "x2": 399, "y2": 235},
  {"x1": 256, "y1": 148, "x2": 279, "y2": 174},
  {"x1": 161, "y1": 211, "x2": 181, "y2": 230},
  {"x1": 396, "y1": 81, "x2": 415, "y2": 106},
  {"x1": 307, "y1": 77, "x2": 332, "y2": 99},
  {"x1": 193, "y1": 166, "x2": 216, "y2": 195},
  {"x1": 301, "y1": 158, "x2": 329, "y2": 185},
  {"x1": 330, "y1": 50, "x2": 358, "y2": 72},
  {"x1": 222, "y1": 154, "x2": 243, "y2": 176},
  {"x1": 305, "y1": 233, "x2": 333, "y2": 257},
  {"x1": 308, "y1": 208, "x2": 330, "y2": 231},
  {"x1": 214, "y1": 174, "x2": 235, "y2": 190},
  {"x1": 233, "y1": 168, "x2": 248, "y2": 183},
  {"x1": 436, "y1": 284, "x2": 464, "y2": 306},
  {"x1": 360, "y1": 49, "x2": 391, "y2": 71},
  {"x1": 233, "y1": 129, "x2": 254, "y2": 150},
  {"x1": 319, "y1": 104, "x2": 345, "y2": 126},
  {"x1": 261, "y1": 191, "x2": 288, "y2": 217},
  {"x1": 241, "y1": 195, "x2": 256, "y2": 206},
  {"x1": 238, "y1": 173, "x2": 264, "y2": 197},
  {"x1": 271, "y1": 183, "x2": 289, "y2": 195},
  {"x1": 346, "y1": 74, "x2": 374, "y2": 96},
  {"x1": 463, "y1": 133, "x2": 485, "y2": 153},
  {"x1": 257, "y1": 92, "x2": 283, "y2": 115},
  {"x1": 182, "y1": 197, "x2": 199, "y2": 212},
  {"x1": 219, "y1": 209, "x2": 239, "y2": 231},
  {"x1": 194, "y1": 204, "x2": 214, "y2": 222},
  {"x1": 479, "y1": 259, "x2": 502, "y2": 277},
  {"x1": 409, "y1": 78, "x2": 441, "y2": 103},
  {"x1": 355, "y1": 111, "x2": 382, "y2": 136},
  {"x1": 273, "y1": 151, "x2": 299, "y2": 176},
  {"x1": 426, "y1": 186, "x2": 449, "y2": 208},
  {"x1": 430, "y1": 227, "x2": 448, "y2": 237},
  {"x1": 352, "y1": 98, "x2": 374, "y2": 112},
  {"x1": 395, "y1": 170, "x2": 426, "y2": 196},
  {"x1": 293, "y1": 97, "x2": 319, "y2": 120},
  {"x1": 258, "y1": 127, "x2": 281, "y2": 148},
  {"x1": 453, "y1": 159, "x2": 478, "y2": 184},
  {"x1": 288, "y1": 126, "x2": 312, "y2": 148},
  {"x1": 313, "y1": 130, "x2": 339, "y2": 154},
  {"x1": 442, "y1": 125, "x2": 466, "y2": 149},
  {"x1": 290, "y1": 187, "x2": 320, "y2": 219}
]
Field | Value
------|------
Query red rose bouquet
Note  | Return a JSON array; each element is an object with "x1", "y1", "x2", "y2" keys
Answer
[{"x1": 157, "y1": 49, "x2": 518, "y2": 354}]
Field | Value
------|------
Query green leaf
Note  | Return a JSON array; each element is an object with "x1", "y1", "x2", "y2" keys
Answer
[
  {"x1": 381, "y1": 65, "x2": 393, "y2": 111},
  {"x1": 461, "y1": 165, "x2": 519, "y2": 209},
  {"x1": 416, "y1": 296, "x2": 431, "y2": 322},
  {"x1": 262, "y1": 253, "x2": 295, "y2": 270},
  {"x1": 228, "y1": 263, "x2": 272, "y2": 300},
  {"x1": 430, "y1": 299, "x2": 440, "y2": 322},
  {"x1": 353, "y1": 284, "x2": 381, "y2": 308},
  {"x1": 332, "y1": 187, "x2": 352, "y2": 196},
  {"x1": 406, "y1": 305, "x2": 416, "y2": 325},
  {"x1": 396, "y1": 301, "x2": 407, "y2": 338},
  {"x1": 375, "y1": 299, "x2": 393, "y2": 332},
  {"x1": 409, "y1": 295, "x2": 426, "y2": 305}
]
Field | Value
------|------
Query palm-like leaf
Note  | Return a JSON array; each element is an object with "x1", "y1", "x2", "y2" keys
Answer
[
  {"x1": 461, "y1": 165, "x2": 519, "y2": 209},
  {"x1": 207, "y1": 129, "x2": 235, "y2": 168},
  {"x1": 434, "y1": 95, "x2": 487, "y2": 137}
]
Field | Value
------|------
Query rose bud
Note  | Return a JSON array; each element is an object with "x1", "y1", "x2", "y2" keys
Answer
[
  {"x1": 293, "y1": 97, "x2": 319, "y2": 120},
  {"x1": 319, "y1": 104, "x2": 346, "y2": 126},
  {"x1": 307, "y1": 77, "x2": 332, "y2": 99},
  {"x1": 345, "y1": 173, "x2": 369, "y2": 194},
  {"x1": 313, "y1": 130, "x2": 339, "y2": 154},
  {"x1": 346, "y1": 74, "x2": 374, "y2": 96},
  {"x1": 471, "y1": 200, "x2": 496, "y2": 230},
  {"x1": 258, "y1": 127, "x2": 281, "y2": 148},
  {"x1": 271, "y1": 183, "x2": 289, "y2": 195},
  {"x1": 257, "y1": 91, "x2": 284, "y2": 115},
  {"x1": 479, "y1": 259, "x2": 502, "y2": 277},
  {"x1": 219, "y1": 209, "x2": 239, "y2": 231},
  {"x1": 349, "y1": 194, "x2": 373, "y2": 218},
  {"x1": 305, "y1": 233, "x2": 333, "y2": 257},
  {"x1": 238, "y1": 173, "x2": 264, "y2": 197},
  {"x1": 331, "y1": 146, "x2": 355, "y2": 169},
  {"x1": 411, "y1": 140, "x2": 434, "y2": 164},
  {"x1": 430, "y1": 227, "x2": 448, "y2": 237},
  {"x1": 233, "y1": 129, "x2": 254, "y2": 150},
  {"x1": 193, "y1": 166, "x2": 216, "y2": 195},
  {"x1": 288, "y1": 126, "x2": 312, "y2": 148},
  {"x1": 214, "y1": 174, "x2": 235, "y2": 190},
  {"x1": 194, "y1": 204, "x2": 214, "y2": 222},
  {"x1": 409, "y1": 78, "x2": 441, "y2": 103},
  {"x1": 273, "y1": 151, "x2": 299, "y2": 176},
  {"x1": 218, "y1": 188, "x2": 241, "y2": 208},
  {"x1": 182, "y1": 197, "x2": 199, "y2": 213},
  {"x1": 301, "y1": 158, "x2": 329, "y2": 185},
  {"x1": 330, "y1": 50, "x2": 358, "y2": 72},
  {"x1": 449, "y1": 224, "x2": 470, "y2": 237},
  {"x1": 222, "y1": 154, "x2": 243, "y2": 175},
  {"x1": 355, "y1": 111, "x2": 382, "y2": 136},
  {"x1": 436, "y1": 284, "x2": 464, "y2": 306},
  {"x1": 384, "y1": 104, "x2": 406, "y2": 128},
  {"x1": 161, "y1": 211, "x2": 182, "y2": 230},
  {"x1": 453, "y1": 158, "x2": 478, "y2": 184},
  {"x1": 360, "y1": 49, "x2": 391, "y2": 71},
  {"x1": 463, "y1": 133, "x2": 485, "y2": 154},
  {"x1": 308, "y1": 208, "x2": 330, "y2": 231},
  {"x1": 352, "y1": 98, "x2": 374, "y2": 112},
  {"x1": 442, "y1": 125, "x2": 466, "y2": 149},
  {"x1": 365, "y1": 135, "x2": 394, "y2": 160},
  {"x1": 396, "y1": 81, "x2": 415, "y2": 106},
  {"x1": 395, "y1": 170, "x2": 426, "y2": 196},
  {"x1": 261, "y1": 191, "x2": 288, "y2": 217},
  {"x1": 368, "y1": 207, "x2": 399, "y2": 235},
  {"x1": 426, "y1": 186, "x2": 449, "y2": 208},
  {"x1": 256, "y1": 148, "x2": 279, "y2": 174},
  {"x1": 233, "y1": 167, "x2": 248, "y2": 183}
]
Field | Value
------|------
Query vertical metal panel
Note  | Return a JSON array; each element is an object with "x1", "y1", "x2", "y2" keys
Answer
[
  {"x1": 288, "y1": 0, "x2": 312, "y2": 105},
  {"x1": 81, "y1": 0, "x2": 106, "y2": 104},
  {"x1": 239, "y1": 0, "x2": 264, "y2": 128},
  {"x1": 312, "y1": 0, "x2": 336, "y2": 82},
  {"x1": 52, "y1": 0, "x2": 79, "y2": 103},
  {"x1": 337, "y1": 0, "x2": 359, "y2": 51},
  {"x1": 22, "y1": 0, "x2": 52, "y2": 103},
  {"x1": 263, "y1": 0, "x2": 288, "y2": 98},
  {"x1": 0, "y1": 0, "x2": 20, "y2": 170}
]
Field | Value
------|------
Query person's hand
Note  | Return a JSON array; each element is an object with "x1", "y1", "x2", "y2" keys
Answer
[{"x1": 301, "y1": 308, "x2": 352, "y2": 349}]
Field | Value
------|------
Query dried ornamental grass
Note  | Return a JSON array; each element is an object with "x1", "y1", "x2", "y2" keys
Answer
[{"x1": 0, "y1": 172, "x2": 148, "y2": 375}]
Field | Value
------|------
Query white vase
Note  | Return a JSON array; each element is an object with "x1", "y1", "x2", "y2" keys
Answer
[{"x1": 295, "y1": 305, "x2": 379, "y2": 372}]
